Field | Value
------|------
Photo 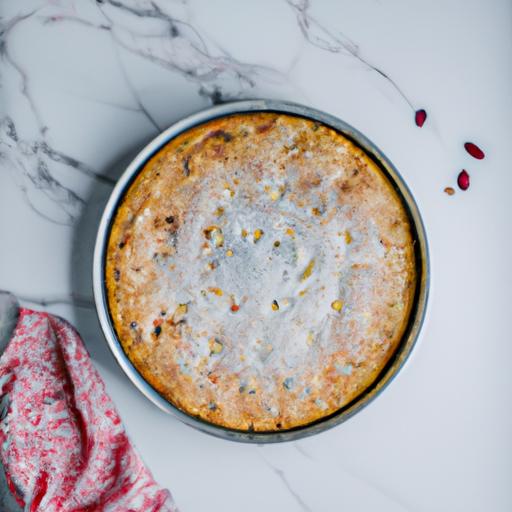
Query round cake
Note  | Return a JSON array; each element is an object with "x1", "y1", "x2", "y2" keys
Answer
[{"x1": 106, "y1": 112, "x2": 416, "y2": 431}]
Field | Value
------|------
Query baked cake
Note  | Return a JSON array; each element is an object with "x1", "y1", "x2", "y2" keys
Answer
[{"x1": 106, "y1": 112, "x2": 416, "y2": 431}]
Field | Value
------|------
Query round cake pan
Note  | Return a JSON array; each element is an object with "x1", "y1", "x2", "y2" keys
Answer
[{"x1": 93, "y1": 100, "x2": 430, "y2": 443}]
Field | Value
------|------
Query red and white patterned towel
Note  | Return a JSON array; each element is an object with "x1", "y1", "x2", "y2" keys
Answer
[{"x1": 0, "y1": 308, "x2": 177, "y2": 511}]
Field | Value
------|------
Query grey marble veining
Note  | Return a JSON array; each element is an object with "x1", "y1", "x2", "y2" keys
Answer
[{"x1": 0, "y1": 1, "x2": 511, "y2": 511}]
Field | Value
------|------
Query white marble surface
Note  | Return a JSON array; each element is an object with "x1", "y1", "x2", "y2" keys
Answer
[{"x1": 1, "y1": 0, "x2": 511, "y2": 510}]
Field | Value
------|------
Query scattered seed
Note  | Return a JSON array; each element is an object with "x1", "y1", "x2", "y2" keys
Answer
[
  {"x1": 285, "y1": 228, "x2": 295, "y2": 237},
  {"x1": 204, "y1": 226, "x2": 224, "y2": 247},
  {"x1": 226, "y1": 249, "x2": 233, "y2": 257},
  {"x1": 300, "y1": 259, "x2": 315, "y2": 281},
  {"x1": 165, "y1": 216, "x2": 175, "y2": 224},
  {"x1": 213, "y1": 231, "x2": 224, "y2": 247},
  {"x1": 269, "y1": 189, "x2": 280, "y2": 201},
  {"x1": 230, "y1": 304, "x2": 240, "y2": 312},
  {"x1": 331, "y1": 300, "x2": 343, "y2": 312},
  {"x1": 173, "y1": 304, "x2": 188, "y2": 324},
  {"x1": 208, "y1": 287, "x2": 223, "y2": 296},
  {"x1": 444, "y1": 186, "x2": 455, "y2": 196},
  {"x1": 203, "y1": 226, "x2": 216, "y2": 239},
  {"x1": 214, "y1": 206, "x2": 225, "y2": 217},
  {"x1": 183, "y1": 156, "x2": 191, "y2": 176},
  {"x1": 283, "y1": 377, "x2": 294, "y2": 390},
  {"x1": 415, "y1": 109, "x2": 427, "y2": 127},
  {"x1": 253, "y1": 229, "x2": 264, "y2": 242},
  {"x1": 273, "y1": 240, "x2": 281, "y2": 247},
  {"x1": 464, "y1": 142, "x2": 485, "y2": 160},
  {"x1": 271, "y1": 300, "x2": 279, "y2": 311},
  {"x1": 457, "y1": 170, "x2": 470, "y2": 191},
  {"x1": 209, "y1": 338, "x2": 224, "y2": 354},
  {"x1": 344, "y1": 231, "x2": 352, "y2": 244}
]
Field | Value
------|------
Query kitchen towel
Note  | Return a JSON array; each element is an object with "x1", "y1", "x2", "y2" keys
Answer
[{"x1": 0, "y1": 306, "x2": 177, "y2": 511}]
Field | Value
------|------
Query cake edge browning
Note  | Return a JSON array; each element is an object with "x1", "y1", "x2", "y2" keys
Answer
[{"x1": 105, "y1": 112, "x2": 417, "y2": 432}]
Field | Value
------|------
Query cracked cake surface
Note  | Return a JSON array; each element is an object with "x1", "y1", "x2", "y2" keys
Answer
[{"x1": 106, "y1": 112, "x2": 416, "y2": 431}]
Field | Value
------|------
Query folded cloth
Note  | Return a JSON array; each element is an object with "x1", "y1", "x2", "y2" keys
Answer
[{"x1": 0, "y1": 308, "x2": 177, "y2": 511}]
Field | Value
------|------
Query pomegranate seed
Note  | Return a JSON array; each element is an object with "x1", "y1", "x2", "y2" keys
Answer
[
  {"x1": 464, "y1": 142, "x2": 485, "y2": 159},
  {"x1": 415, "y1": 109, "x2": 427, "y2": 127},
  {"x1": 457, "y1": 170, "x2": 470, "y2": 190},
  {"x1": 230, "y1": 304, "x2": 239, "y2": 312}
]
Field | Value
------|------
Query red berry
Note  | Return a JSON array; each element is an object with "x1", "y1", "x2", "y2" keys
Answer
[
  {"x1": 464, "y1": 142, "x2": 485, "y2": 159},
  {"x1": 457, "y1": 170, "x2": 470, "y2": 190},
  {"x1": 230, "y1": 304, "x2": 239, "y2": 312},
  {"x1": 415, "y1": 109, "x2": 427, "y2": 127}
]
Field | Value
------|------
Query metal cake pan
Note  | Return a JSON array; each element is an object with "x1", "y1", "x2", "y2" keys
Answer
[{"x1": 93, "y1": 99, "x2": 430, "y2": 443}]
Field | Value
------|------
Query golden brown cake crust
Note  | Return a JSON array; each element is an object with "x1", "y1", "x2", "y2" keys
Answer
[{"x1": 106, "y1": 112, "x2": 416, "y2": 431}]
